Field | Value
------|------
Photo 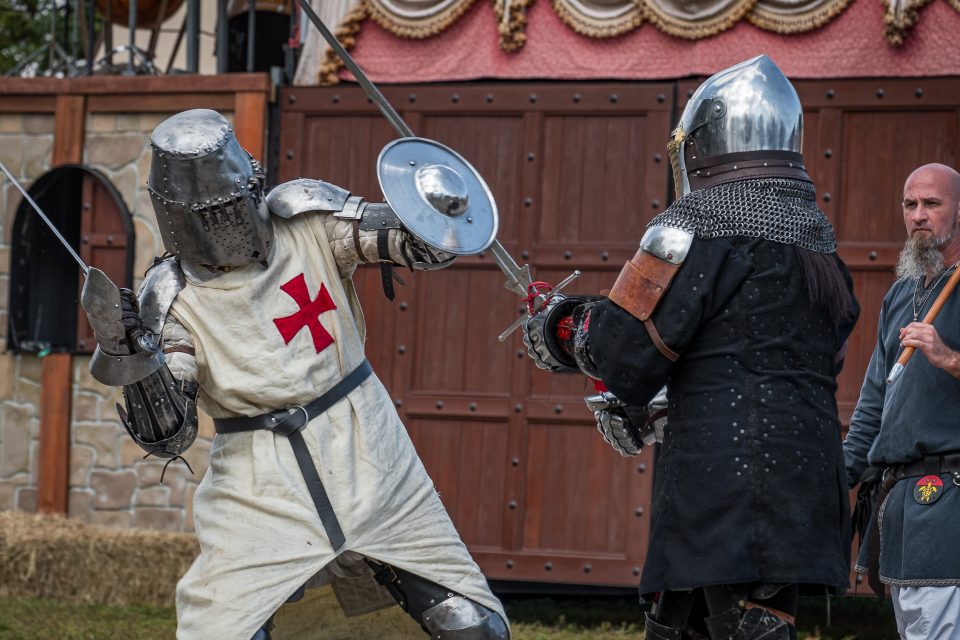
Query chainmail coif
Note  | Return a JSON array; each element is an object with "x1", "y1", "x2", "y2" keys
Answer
[{"x1": 650, "y1": 178, "x2": 837, "y2": 253}]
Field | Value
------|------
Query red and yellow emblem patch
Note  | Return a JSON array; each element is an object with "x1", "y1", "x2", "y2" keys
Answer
[{"x1": 913, "y1": 475, "x2": 944, "y2": 505}]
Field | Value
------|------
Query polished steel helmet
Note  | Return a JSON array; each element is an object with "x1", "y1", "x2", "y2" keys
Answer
[
  {"x1": 669, "y1": 55, "x2": 804, "y2": 197},
  {"x1": 147, "y1": 109, "x2": 270, "y2": 267}
]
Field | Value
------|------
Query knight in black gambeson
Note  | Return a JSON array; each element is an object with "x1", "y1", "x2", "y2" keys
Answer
[{"x1": 523, "y1": 55, "x2": 860, "y2": 640}]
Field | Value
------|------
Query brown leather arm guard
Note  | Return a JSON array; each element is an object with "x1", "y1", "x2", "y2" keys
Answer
[{"x1": 606, "y1": 225, "x2": 694, "y2": 362}]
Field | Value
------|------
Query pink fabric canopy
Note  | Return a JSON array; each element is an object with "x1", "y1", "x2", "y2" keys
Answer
[{"x1": 343, "y1": 0, "x2": 960, "y2": 82}]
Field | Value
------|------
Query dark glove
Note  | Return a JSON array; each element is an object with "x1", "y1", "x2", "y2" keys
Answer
[
  {"x1": 584, "y1": 391, "x2": 646, "y2": 456},
  {"x1": 523, "y1": 294, "x2": 583, "y2": 372}
]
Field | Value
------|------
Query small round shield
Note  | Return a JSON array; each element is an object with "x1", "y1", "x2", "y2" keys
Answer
[{"x1": 377, "y1": 137, "x2": 498, "y2": 255}]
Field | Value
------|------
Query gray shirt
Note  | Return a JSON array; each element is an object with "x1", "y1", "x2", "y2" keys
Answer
[{"x1": 843, "y1": 268, "x2": 960, "y2": 487}]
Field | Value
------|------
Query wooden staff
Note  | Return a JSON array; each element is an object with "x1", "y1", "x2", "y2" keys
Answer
[{"x1": 886, "y1": 265, "x2": 960, "y2": 384}]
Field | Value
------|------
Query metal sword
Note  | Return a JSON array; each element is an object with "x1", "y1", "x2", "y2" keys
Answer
[
  {"x1": 0, "y1": 159, "x2": 89, "y2": 275},
  {"x1": 297, "y1": 0, "x2": 580, "y2": 340}
]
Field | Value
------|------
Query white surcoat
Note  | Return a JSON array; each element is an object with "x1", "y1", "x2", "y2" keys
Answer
[{"x1": 165, "y1": 212, "x2": 506, "y2": 638}]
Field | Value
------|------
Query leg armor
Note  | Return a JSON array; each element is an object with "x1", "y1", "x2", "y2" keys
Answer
[
  {"x1": 651, "y1": 585, "x2": 796, "y2": 640},
  {"x1": 369, "y1": 561, "x2": 509, "y2": 639}
]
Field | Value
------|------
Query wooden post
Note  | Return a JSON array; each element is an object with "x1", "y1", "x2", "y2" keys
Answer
[
  {"x1": 37, "y1": 93, "x2": 86, "y2": 514},
  {"x1": 37, "y1": 354, "x2": 73, "y2": 514},
  {"x1": 233, "y1": 91, "x2": 266, "y2": 160}
]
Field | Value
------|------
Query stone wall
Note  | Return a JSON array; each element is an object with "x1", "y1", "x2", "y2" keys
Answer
[
  {"x1": 0, "y1": 113, "x2": 54, "y2": 515},
  {"x1": 0, "y1": 110, "x2": 236, "y2": 532}
]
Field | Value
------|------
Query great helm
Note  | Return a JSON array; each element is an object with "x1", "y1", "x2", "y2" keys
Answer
[
  {"x1": 147, "y1": 109, "x2": 271, "y2": 267},
  {"x1": 669, "y1": 55, "x2": 806, "y2": 197}
]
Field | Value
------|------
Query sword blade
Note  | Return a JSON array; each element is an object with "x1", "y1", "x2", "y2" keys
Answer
[
  {"x1": 0, "y1": 160, "x2": 89, "y2": 275},
  {"x1": 297, "y1": 0, "x2": 414, "y2": 139}
]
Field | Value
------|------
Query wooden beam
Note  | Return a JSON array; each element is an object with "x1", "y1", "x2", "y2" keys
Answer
[
  {"x1": 233, "y1": 91, "x2": 267, "y2": 161},
  {"x1": 52, "y1": 94, "x2": 86, "y2": 166},
  {"x1": 37, "y1": 354, "x2": 72, "y2": 514}
]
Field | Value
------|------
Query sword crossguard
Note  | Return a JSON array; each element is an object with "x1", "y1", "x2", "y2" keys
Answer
[{"x1": 497, "y1": 269, "x2": 581, "y2": 342}]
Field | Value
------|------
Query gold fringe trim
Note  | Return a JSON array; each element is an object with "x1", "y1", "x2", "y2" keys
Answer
[
  {"x1": 881, "y1": 0, "x2": 934, "y2": 45},
  {"x1": 367, "y1": 0, "x2": 477, "y2": 38},
  {"x1": 549, "y1": 0, "x2": 643, "y2": 38},
  {"x1": 642, "y1": 0, "x2": 758, "y2": 39},
  {"x1": 493, "y1": 0, "x2": 536, "y2": 51},
  {"x1": 947, "y1": 0, "x2": 960, "y2": 13},
  {"x1": 747, "y1": 0, "x2": 851, "y2": 33},
  {"x1": 318, "y1": 1, "x2": 371, "y2": 86}
]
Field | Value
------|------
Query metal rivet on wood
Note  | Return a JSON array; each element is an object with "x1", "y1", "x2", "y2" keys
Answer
[
  {"x1": 408, "y1": 94, "x2": 417, "y2": 103},
  {"x1": 573, "y1": 94, "x2": 581, "y2": 103},
  {"x1": 332, "y1": 95, "x2": 340, "y2": 103},
  {"x1": 826, "y1": 89, "x2": 835, "y2": 98},
  {"x1": 529, "y1": 94, "x2": 538, "y2": 103},
  {"x1": 824, "y1": 149, "x2": 833, "y2": 159},
  {"x1": 485, "y1": 94, "x2": 494, "y2": 103},
  {"x1": 609, "y1": 94, "x2": 619, "y2": 103},
  {"x1": 435, "y1": 400, "x2": 444, "y2": 409},
  {"x1": 288, "y1": 94, "x2": 296, "y2": 104},
  {"x1": 915, "y1": 88, "x2": 924, "y2": 98},
  {"x1": 451, "y1": 94, "x2": 460, "y2": 103},
  {"x1": 876, "y1": 88, "x2": 885, "y2": 98}
]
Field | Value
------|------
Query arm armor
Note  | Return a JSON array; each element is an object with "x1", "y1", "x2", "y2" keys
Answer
[
  {"x1": 120, "y1": 366, "x2": 199, "y2": 459},
  {"x1": 523, "y1": 296, "x2": 602, "y2": 376},
  {"x1": 117, "y1": 257, "x2": 199, "y2": 458},
  {"x1": 266, "y1": 178, "x2": 456, "y2": 276}
]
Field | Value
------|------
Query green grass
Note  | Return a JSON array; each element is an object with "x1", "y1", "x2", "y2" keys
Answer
[{"x1": 0, "y1": 594, "x2": 899, "y2": 639}]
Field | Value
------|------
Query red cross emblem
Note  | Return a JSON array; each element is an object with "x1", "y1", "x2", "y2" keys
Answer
[{"x1": 273, "y1": 273, "x2": 337, "y2": 353}]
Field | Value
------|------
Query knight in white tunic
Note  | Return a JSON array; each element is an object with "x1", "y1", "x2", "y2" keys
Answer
[{"x1": 79, "y1": 109, "x2": 510, "y2": 640}]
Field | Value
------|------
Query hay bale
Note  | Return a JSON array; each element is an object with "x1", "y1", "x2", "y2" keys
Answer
[{"x1": 0, "y1": 510, "x2": 197, "y2": 607}]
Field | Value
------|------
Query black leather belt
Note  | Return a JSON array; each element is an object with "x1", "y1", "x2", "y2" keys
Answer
[{"x1": 213, "y1": 359, "x2": 373, "y2": 551}]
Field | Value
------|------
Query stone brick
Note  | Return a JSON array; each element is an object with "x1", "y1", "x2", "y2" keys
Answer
[
  {"x1": 183, "y1": 482, "x2": 197, "y2": 532},
  {"x1": 133, "y1": 216, "x2": 159, "y2": 280},
  {"x1": 73, "y1": 393, "x2": 99, "y2": 422},
  {"x1": 90, "y1": 469, "x2": 138, "y2": 509},
  {"x1": 75, "y1": 423, "x2": 122, "y2": 469},
  {"x1": 135, "y1": 461, "x2": 167, "y2": 486},
  {"x1": 137, "y1": 113, "x2": 167, "y2": 132},
  {"x1": 114, "y1": 114, "x2": 142, "y2": 132},
  {"x1": 17, "y1": 353, "x2": 42, "y2": 385},
  {"x1": 110, "y1": 165, "x2": 139, "y2": 209},
  {"x1": 89, "y1": 510, "x2": 131, "y2": 529},
  {"x1": 11, "y1": 377, "x2": 40, "y2": 411},
  {"x1": 23, "y1": 135, "x2": 52, "y2": 180},
  {"x1": 16, "y1": 487, "x2": 36, "y2": 512},
  {"x1": 69, "y1": 444, "x2": 95, "y2": 486},
  {"x1": 87, "y1": 113, "x2": 115, "y2": 133},
  {"x1": 0, "y1": 245, "x2": 9, "y2": 274},
  {"x1": 135, "y1": 486, "x2": 169, "y2": 507},
  {"x1": 186, "y1": 437, "x2": 211, "y2": 481},
  {"x1": 87, "y1": 134, "x2": 147, "y2": 171},
  {"x1": 197, "y1": 411, "x2": 215, "y2": 441},
  {"x1": 0, "y1": 475, "x2": 29, "y2": 510},
  {"x1": 0, "y1": 115, "x2": 22, "y2": 133},
  {"x1": 162, "y1": 465, "x2": 190, "y2": 507},
  {"x1": 0, "y1": 352, "x2": 14, "y2": 399},
  {"x1": 68, "y1": 488, "x2": 95, "y2": 520},
  {"x1": 74, "y1": 355, "x2": 97, "y2": 392},
  {"x1": 133, "y1": 507, "x2": 182, "y2": 532},
  {"x1": 1, "y1": 404, "x2": 33, "y2": 476},
  {"x1": 120, "y1": 436, "x2": 145, "y2": 467},
  {"x1": 22, "y1": 114, "x2": 53, "y2": 135},
  {"x1": 0, "y1": 139, "x2": 24, "y2": 180},
  {"x1": 136, "y1": 144, "x2": 152, "y2": 185}
]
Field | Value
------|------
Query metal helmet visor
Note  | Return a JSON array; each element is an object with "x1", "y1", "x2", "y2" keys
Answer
[{"x1": 148, "y1": 109, "x2": 272, "y2": 267}]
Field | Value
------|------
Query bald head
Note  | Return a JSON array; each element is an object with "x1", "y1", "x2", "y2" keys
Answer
[
  {"x1": 899, "y1": 163, "x2": 960, "y2": 277},
  {"x1": 904, "y1": 163, "x2": 960, "y2": 203}
]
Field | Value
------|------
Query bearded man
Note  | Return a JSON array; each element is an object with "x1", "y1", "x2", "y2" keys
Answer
[{"x1": 844, "y1": 162, "x2": 960, "y2": 639}]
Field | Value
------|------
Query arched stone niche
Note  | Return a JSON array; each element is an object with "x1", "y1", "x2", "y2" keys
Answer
[{"x1": 7, "y1": 165, "x2": 134, "y2": 355}]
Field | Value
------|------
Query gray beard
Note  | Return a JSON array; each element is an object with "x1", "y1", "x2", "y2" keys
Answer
[{"x1": 895, "y1": 233, "x2": 947, "y2": 280}]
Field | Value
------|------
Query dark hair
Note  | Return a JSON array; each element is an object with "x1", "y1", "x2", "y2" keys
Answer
[{"x1": 794, "y1": 246, "x2": 858, "y2": 325}]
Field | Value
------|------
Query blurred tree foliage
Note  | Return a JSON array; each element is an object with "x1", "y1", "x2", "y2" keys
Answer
[{"x1": 0, "y1": 1, "x2": 55, "y2": 75}]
